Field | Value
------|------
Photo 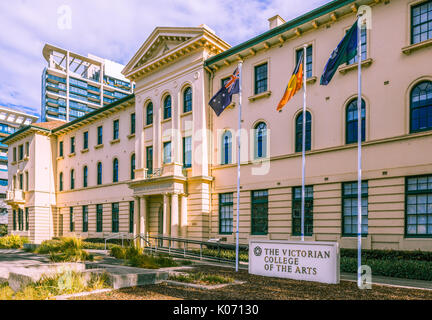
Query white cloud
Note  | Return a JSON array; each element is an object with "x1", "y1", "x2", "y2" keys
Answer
[{"x1": 0, "y1": 0, "x2": 331, "y2": 117}]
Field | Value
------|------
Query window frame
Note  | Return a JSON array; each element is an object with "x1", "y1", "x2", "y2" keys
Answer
[
  {"x1": 70, "y1": 136, "x2": 75, "y2": 154},
  {"x1": 405, "y1": 174, "x2": 432, "y2": 238},
  {"x1": 112, "y1": 202, "x2": 119, "y2": 233},
  {"x1": 251, "y1": 190, "x2": 269, "y2": 235},
  {"x1": 345, "y1": 98, "x2": 366, "y2": 144},
  {"x1": 219, "y1": 193, "x2": 233, "y2": 235},
  {"x1": 183, "y1": 136, "x2": 192, "y2": 168},
  {"x1": 83, "y1": 131, "x2": 89, "y2": 150},
  {"x1": 254, "y1": 63, "x2": 268, "y2": 95},
  {"x1": 296, "y1": 45, "x2": 313, "y2": 78},
  {"x1": 295, "y1": 111, "x2": 312, "y2": 153},
  {"x1": 113, "y1": 158, "x2": 119, "y2": 183},
  {"x1": 410, "y1": 81, "x2": 432, "y2": 133},
  {"x1": 83, "y1": 166, "x2": 88, "y2": 188},
  {"x1": 146, "y1": 146, "x2": 153, "y2": 175},
  {"x1": 129, "y1": 201, "x2": 134, "y2": 233},
  {"x1": 221, "y1": 131, "x2": 232, "y2": 165},
  {"x1": 163, "y1": 141, "x2": 172, "y2": 164},
  {"x1": 341, "y1": 181, "x2": 369, "y2": 237},
  {"x1": 254, "y1": 122, "x2": 267, "y2": 159},
  {"x1": 411, "y1": 1, "x2": 432, "y2": 45},
  {"x1": 113, "y1": 119, "x2": 119, "y2": 140},
  {"x1": 97, "y1": 126, "x2": 103, "y2": 145},
  {"x1": 130, "y1": 113, "x2": 136, "y2": 134},
  {"x1": 292, "y1": 186, "x2": 314, "y2": 237},
  {"x1": 183, "y1": 87, "x2": 192, "y2": 113},
  {"x1": 82, "y1": 205, "x2": 88, "y2": 232},
  {"x1": 69, "y1": 207, "x2": 74, "y2": 232},
  {"x1": 70, "y1": 169, "x2": 75, "y2": 190},
  {"x1": 96, "y1": 204, "x2": 103, "y2": 233},
  {"x1": 163, "y1": 95, "x2": 172, "y2": 120},
  {"x1": 146, "y1": 102, "x2": 153, "y2": 125},
  {"x1": 97, "y1": 162, "x2": 102, "y2": 185}
]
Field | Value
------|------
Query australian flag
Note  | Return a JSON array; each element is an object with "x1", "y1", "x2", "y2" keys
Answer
[
  {"x1": 209, "y1": 66, "x2": 240, "y2": 116},
  {"x1": 320, "y1": 20, "x2": 358, "y2": 85}
]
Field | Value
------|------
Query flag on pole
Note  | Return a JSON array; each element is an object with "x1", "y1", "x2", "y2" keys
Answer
[
  {"x1": 320, "y1": 20, "x2": 358, "y2": 85},
  {"x1": 209, "y1": 67, "x2": 240, "y2": 116},
  {"x1": 276, "y1": 52, "x2": 304, "y2": 111}
]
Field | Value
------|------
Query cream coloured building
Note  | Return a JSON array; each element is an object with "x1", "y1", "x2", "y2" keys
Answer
[{"x1": 4, "y1": 0, "x2": 432, "y2": 251}]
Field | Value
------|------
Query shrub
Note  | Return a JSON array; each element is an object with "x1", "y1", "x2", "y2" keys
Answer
[
  {"x1": 340, "y1": 257, "x2": 432, "y2": 281},
  {"x1": 109, "y1": 245, "x2": 127, "y2": 260},
  {"x1": 0, "y1": 225, "x2": 7, "y2": 237},
  {"x1": 35, "y1": 237, "x2": 93, "y2": 262},
  {"x1": 169, "y1": 272, "x2": 234, "y2": 285},
  {"x1": 0, "y1": 235, "x2": 29, "y2": 249},
  {"x1": 341, "y1": 248, "x2": 432, "y2": 262}
]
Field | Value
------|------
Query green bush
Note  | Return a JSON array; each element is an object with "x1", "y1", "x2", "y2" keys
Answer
[
  {"x1": 109, "y1": 245, "x2": 127, "y2": 259},
  {"x1": 341, "y1": 257, "x2": 432, "y2": 281},
  {"x1": 35, "y1": 237, "x2": 93, "y2": 262},
  {"x1": 169, "y1": 272, "x2": 234, "y2": 285},
  {"x1": 0, "y1": 225, "x2": 7, "y2": 237},
  {"x1": 84, "y1": 238, "x2": 134, "y2": 246},
  {"x1": 341, "y1": 248, "x2": 432, "y2": 262},
  {"x1": 0, "y1": 235, "x2": 29, "y2": 249}
]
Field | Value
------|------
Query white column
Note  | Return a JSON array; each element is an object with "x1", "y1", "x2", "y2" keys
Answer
[
  {"x1": 171, "y1": 193, "x2": 179, "y2": 240},
  {"x1": 180, "y1": 194, "x2": 188, "y2": 238},
  {"x1": 140, "y1": 196, "x2": 147, "y2": 247},
  {"x1": 133, "y1": 196, "x2": 139, "y2": 245},
  {"x1": 162, "y1": 193, "x2": 169, "y2": 247}
]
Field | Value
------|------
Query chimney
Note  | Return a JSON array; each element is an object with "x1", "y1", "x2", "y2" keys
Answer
[{"x1": 268, "y1": 15, "x2": 286, "y2": 30}]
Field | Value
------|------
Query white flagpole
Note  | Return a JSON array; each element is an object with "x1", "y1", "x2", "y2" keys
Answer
[
  {"x1": 356, "y1": 15, "x2": 363, "y2": 288},
  {"x1": 235, "y1": 61, "x2": 243, "y2": 272},
  {"x1": 301, "y1": 45, "x2": 307, "y2": 242}
]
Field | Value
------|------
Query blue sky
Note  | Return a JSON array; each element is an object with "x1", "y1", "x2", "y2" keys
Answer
[{"x1": 0, "y1": 0, "x2": 331, "y2": 119}]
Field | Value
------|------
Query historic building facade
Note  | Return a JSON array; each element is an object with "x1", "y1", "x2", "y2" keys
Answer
[{"x1": 4, "y1": 0, "x2": 432, "y2": 251}]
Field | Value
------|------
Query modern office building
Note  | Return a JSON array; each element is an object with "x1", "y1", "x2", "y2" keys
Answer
[
  {"x1": 41, "y1": 44, "x2": 134, "y2": 122},
  {"x1": 4, "y1": 0, "x2": 432, "y2": 251},
  {"x1": 0, "y1": 107, "x2": 38, "y2": 225}
]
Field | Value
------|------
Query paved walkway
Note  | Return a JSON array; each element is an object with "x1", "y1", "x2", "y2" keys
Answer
[{"x1": 0, "y1": 249, "x2": 51, "y2": 281}]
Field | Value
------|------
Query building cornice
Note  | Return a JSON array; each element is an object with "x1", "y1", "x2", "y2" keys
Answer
[{"x1": 204, "y1": 0, "x2": 382, "y2": 69}]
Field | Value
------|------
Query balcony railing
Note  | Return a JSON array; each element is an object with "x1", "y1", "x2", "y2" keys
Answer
[{"x1": 6, "y1": 189, "x2": 25, "y2": 203}]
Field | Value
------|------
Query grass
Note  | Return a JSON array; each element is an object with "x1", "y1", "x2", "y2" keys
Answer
[
  {"x1": 32, "y1": 237, "x2": 94, "y2": 262},
  {"x1": 0, "y1": 235, "x2": 29, "y2": 249},
  {"x1": 0, "y1": 271, "x2": 110, "y2": 300},
  {"x1": 168, "y1": 272, "x2": 235, "y2": 285},
  {"x1": 110, "y1": 245, "x2": 180, "y2": 269}
]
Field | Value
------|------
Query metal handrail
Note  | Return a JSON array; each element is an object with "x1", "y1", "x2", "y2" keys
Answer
[{"x1": 104, "y1": 232, "x2": 131, "y2": 250}]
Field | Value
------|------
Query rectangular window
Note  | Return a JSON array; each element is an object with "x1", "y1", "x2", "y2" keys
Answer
[
  {"x1": 113, "y1": 119, "x2": 119, "y2": 140},
  {"x1": 146, "y1": 146, "x2": 153, "y2": 175},
  {"x1": 70, "y1": 207, "x2": 74, "y2": 232},
  {"x1": 97, "y1": 126, "x2": 103, "y2": 145},
  {"x1": 70, "y1": 137, "x2": 75, "y2": 154},
  {"x1": 163, "y1": 141, "x2": 171, "y2": 164},
  {"x1": 25, "y1": 142, "x2": 29, "y2": 157},
  {"x1": 130, "y1": 113, "x2": 136, "y2": 135},
  {"x1": 342, "y1": 181, "x2": 368, "y2": 236},
  {"x1": 219, "y1": 193, "x2": 233, "y2": 234},
  {"x1": 18, "y1": 209, "x2": 23, "y2": 231},
  {"x1": 25, "y1": 208, "x2": 29, "y2": 231},
  {"x1": 70, "y1": 170, "x2": 75, "y2": 190},
  {"x1": 129, "y1": 201, "x2": 134, "y2": 233},
  {"x1": 13, "y1": 210, "x2": 16, "y2": 230},
  {"x1": 83, "y1": 131, "x2": 88, "y2": 149},
  {"x1": 82, "y1": 205, "x2": 88, "y2": 232},
  {"x1": 112, "y1": 203, "x2": 119, "y2": 233},
  {"x1": 18, "y1": 145, "x2": 24, "y2": 161},
  {"x1": 19, "y1": 173, "x2": 23, "y2": 190},
  {"x1": 254, "y1": 63, "x2": 268, "y2": 95},
  {"x1": 411, "y1": 1, "x2": 432, "y2": 45},
  {"x1": 292, "y1": 186, "x2": 314, "y2": 236},
  {"x1": 406, "y1": 175, "x2": 432, "y2": 237},
  {"x1": 251, "y1": 190, "x2": 268, "y2": 235},
  {"x1": 59, "y1": 141, "x2": 63, "y2": 157},
  {"x1": 183, "y1": 136, "x2": 192, "y2": 168},
  {"x1": 13, "y1": 147, "x2": 16, "y2": 162},
  {"x1": 25, "y1": 171, "x2": 29, "y2": 191},
  {"x1": 96, "y1": 204, "x2": 103, "y2": 232},
  {"x1": 296, "y1": 45, "x2": 313, "y2": 78},
  {"x1": 348, "y1": 26, "x2": 367, "y2": 64}
]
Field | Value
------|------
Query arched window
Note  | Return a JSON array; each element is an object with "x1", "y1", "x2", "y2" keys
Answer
[
  {"x1": 83, "y1": 166, "x2": 88, "y2": 188},
  {"x1": 410, "y1": 81, "x2": 432, "y2": 133},
  {"x1": 254, "y1": 122, "x2": 267, "y2": 159},
  {"x1": 59, "y1": 172, "x2": 63, "y2": 191},
  {"x1": 163, "y1": 95, "x2": 171, "y2": 119},
  {"x1": 70, "y1": 169, "x2": 75, "y2": 190},
  {"x1": 130, "y1": 154, "x2": 136, "y2": 180},
  {"x1": 346, "y1": 98, "x2": 366, "y2": 144},
  {"x1": 183, "y1": 87, "x2": 192, "y2": 113},
  {"x1": 295, "y1": 111, "x2": 312, "y2": 152},
  {"x1": 146, "y1": 102, "x2": 153, "y2": 125},
  {"x1": 97, "y1": 162, "x2": 102, "y2": 185},
  {"x1": 221, "y1": 131, "x2": 232, "y2": 165},
  {"x1": 113, "y1": 158, "x2": 119, "y2": 183}
]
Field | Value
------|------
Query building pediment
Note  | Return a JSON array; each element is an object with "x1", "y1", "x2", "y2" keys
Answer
[{"x1": 122, "y1": 26, "x2": 231, "y2": 81}]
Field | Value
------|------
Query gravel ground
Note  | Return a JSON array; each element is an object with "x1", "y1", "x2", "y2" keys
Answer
[{"x1": 74, "y1": 264, "x2": 432, "y2": 300}]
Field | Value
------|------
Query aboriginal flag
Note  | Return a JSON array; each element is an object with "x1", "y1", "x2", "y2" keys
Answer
[{"x1": 276, "y1": 52, "x2": 304, "y2": 112}]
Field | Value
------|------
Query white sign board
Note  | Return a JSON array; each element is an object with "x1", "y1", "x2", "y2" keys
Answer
[{"x1": 249, "y1": 240, "x2": 340, "y2": 284}]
